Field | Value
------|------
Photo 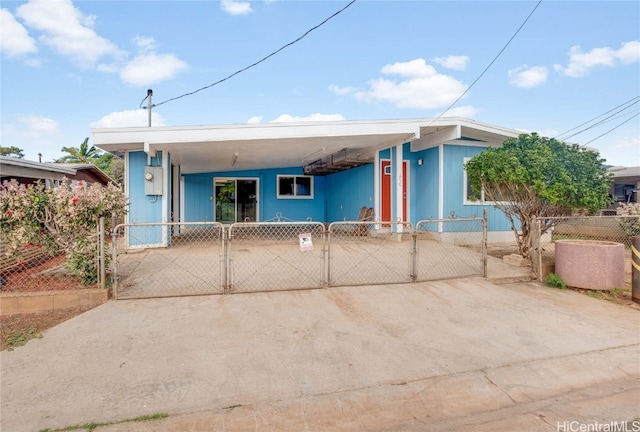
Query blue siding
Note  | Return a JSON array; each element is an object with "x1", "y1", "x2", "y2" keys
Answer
[
  {"x1": 183, "y1": 167, "x2": 326, "y2": 222},
  {"x1": 127, "y1": 151, "x2": 163, "y2": 245},
  {"x1": 442, "y1": 145, "x2": 512, "y2": 231},
  {"x1": 325, "y1": 164, "x2": 374, "y2": 222},
  {"x1": 183, "y1": 174, "x2": 214, "y2": 222},
  {"x1": 412, "y1": 146, "x2": 439, "y2": 221}
]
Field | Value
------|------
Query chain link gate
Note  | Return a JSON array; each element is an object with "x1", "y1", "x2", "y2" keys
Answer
[
  {"x1": 328, "y1": 221, "x2": 414, "y2": 286},
  {"x1": 414, "y1": 217, "x2": 487, "y2": 281},
  {"x1": 227, "y1": 222, "x2": 326, "y2": 293},
  {"x1": 112, "y1": 222, "x2": 225, "y2": 299}
]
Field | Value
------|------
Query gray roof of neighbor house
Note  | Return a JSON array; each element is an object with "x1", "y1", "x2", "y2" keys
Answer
[
  {"x1": 0, "y1": 156, "x2": 76, "y2": 180},
  {"x1": 608, "y1": 166, "x2": 640, "y2": 180},
  {"x1": 51, "y1": 163, "x2": 116, "y2": 185},
  {"x1": 92, "y1": 117, "x2": 520, "y2": 175}
]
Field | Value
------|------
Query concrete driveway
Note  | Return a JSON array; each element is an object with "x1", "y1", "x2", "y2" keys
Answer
[{"x1": 1, "y1": 279, "x2": 639, "y2": 431}]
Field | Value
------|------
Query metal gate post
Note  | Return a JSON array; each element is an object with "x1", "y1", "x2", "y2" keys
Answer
[
  {"x1": 482, "y1": 209, "x2": 488, "y2": 278},
  {"x1": 111, "y1": 226, "x2": 119, "y2": 299},
  {"x1": 411, "y1": 229, "x2": 417, "y2": 282},
  {"x1": 223, "y1": 227, "x2": 230, "y2": 294}
]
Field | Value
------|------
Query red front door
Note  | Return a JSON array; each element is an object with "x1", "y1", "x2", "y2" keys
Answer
[{"x1": 381, "y1": 160, "x2": 407, "y2": 222}]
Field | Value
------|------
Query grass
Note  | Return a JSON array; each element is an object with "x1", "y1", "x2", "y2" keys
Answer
[
  {"x1": 38, "y1": 413, "x2": 169, "y2": 432},
  {"x1": 4, "y1": 326, "x2": 42, "y2": 351},
  {"x1": 545, "y1": 273, "x2": 567, "y2": 289}
]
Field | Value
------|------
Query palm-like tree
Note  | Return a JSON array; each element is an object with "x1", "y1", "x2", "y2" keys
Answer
[
  {"x1": 57, "y1": 138, "x2": 113, "y2": 170},
  {"x1": 58, "y1": 138, "x2": 102, "y2": 163}
]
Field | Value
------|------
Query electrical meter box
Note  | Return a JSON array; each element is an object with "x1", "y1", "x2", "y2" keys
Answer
[{"x1": 144, "y1": 166, "x2": 163, "y2": 195}]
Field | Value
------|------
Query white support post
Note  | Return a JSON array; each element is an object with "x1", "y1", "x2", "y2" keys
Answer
[
  {"x1": 395, "y1": 144, "x2": 404, "y2": 233},
  {"x1": 374, "y1": 151, "x2": 380, "y2": 230}
]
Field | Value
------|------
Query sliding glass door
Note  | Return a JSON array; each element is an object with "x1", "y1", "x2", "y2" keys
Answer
[{"x1": 214, "y1": 178, "x2": 258, "y2": 223}]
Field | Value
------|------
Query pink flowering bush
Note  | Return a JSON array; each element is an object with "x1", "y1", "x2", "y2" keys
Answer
[{"x1": 0, "y1": 179, "x2": 128, "y2": 284}]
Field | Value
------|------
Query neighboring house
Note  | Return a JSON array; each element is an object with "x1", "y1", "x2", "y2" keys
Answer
[
  {"x1": 0, "y1": 156, "x2": 77, "y2": 187},
  {"x1": 92, "y1": 117, "x2": 523, "y2": 247},
  {"x1": 50, "y1": 163, "x2": 116, "y2": 186},
  {"x1": 0, "y1": 156, "x2": 115, "y2": 187},
  {"x1": 608, "y1": 166, "x2": 640, "y2": 204}
]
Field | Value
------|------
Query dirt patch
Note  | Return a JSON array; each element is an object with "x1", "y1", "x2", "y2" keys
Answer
[
  {"x1": 570, "y1": 285, "x2": 640, "y2": 311},
  {"x1": 1, "y1": 254, "x2": 97, "y2": 292},
  {"x1": 1, "y1": 306, "x2": 91, "y2": 351}
]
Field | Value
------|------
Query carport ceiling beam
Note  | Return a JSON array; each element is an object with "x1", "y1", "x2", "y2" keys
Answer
[{"x1": 411, "y1": 125, "x2": 460, "y2": 151}]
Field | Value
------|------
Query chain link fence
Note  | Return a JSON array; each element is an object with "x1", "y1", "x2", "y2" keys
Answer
[
  {"x1": 328, "y1": 221, "x2": 414, "y2": 286},
  {"x1": 415, "y1": 218, "x2": 486, "y2": 281},
  {"x1": 532, "y1": 215, "x2": 640, "y2": 281},
  {"x1": 112, "y1": 222, "x2": 225, "y2": 299},
  {"x1": 228, "y1": 222, "x2": 326, "y2": 293},
  {"x1": 1, "y1": 224, "x2": 104, "y2": 293}
]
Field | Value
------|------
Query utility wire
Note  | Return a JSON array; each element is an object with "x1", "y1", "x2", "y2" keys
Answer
[
  {"x1": 429, "y1": 0, "x2": 543, "y2": 124},
  {"x1": 562, "y1": 106, "x2": 639, "y2": 142},
  {"x1": 583, "y1": 111, "x2": 640, "y2": 146},
  {"x1": 554, "y1": 95, "x2": 640, "y2": 141},
  {"x1": 152, "y1": 0, "x2": 357, "y2": 108}
]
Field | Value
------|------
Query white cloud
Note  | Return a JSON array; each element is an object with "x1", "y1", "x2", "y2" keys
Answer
[
  {"x1": 616, "y1": 40, "x2": 640, "y2": 63},
  {"x1": 328, "y1": 84, "x2": 357, "y2": 96},
  {"x1": 120, "y1": 53, "x2": 188, "y2": 86},
  {"x1": 0, "y1": 9, "x2": 37, "y2": 58},
  {"x1": 508, "y1": 65, "x2": 548, "y2": 88},
  {"x1": 432, "y1": 55, "x2": 469, "y2": 71},
  {"x1": 270, "y1": 113, "x2": 345, "y2": 123},
  {"x1": 351, "y1": 58, "x2": 467, "y2": 110},
  {"x1": 0, "y1": 115, "x2": 61, "y2": 161},
  {"x1": 133, "y1": 35, "x2": 157, "y2": 53},
  {"x1": 16, "y1": 0, "x2": 122, "y2": 68},
  {"x1": 221, "y1": 0, "x2": 253, "y2": 15},
  {"x1": 247, "y1": 116, "x2": 263, "y2": 124},
  {"x1": 599, "y1": 134, "x2": 640, "y2": 167},
  {"x1": 91, "y1": 109, "x2": 166, "y2": 128},
  {"x1": 554, "y1": 40, "x2": 640, "y2": 77},
  {"x1": 442, "y1": 105, "x2": 478, "y2": 118},
  {"x1": 13, "y1": 114, "x2": 59, "y2": 138}
]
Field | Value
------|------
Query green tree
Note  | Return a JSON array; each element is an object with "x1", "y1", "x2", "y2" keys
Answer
[
  {"x1": 56, "y1": 138, "x2": 113, "y2": 174},
  {"x1": 104, "y1": 156, "x2": 124, "y2": 184},
  {"x1": 465, "y1": 133, "x2": 613, "y2": 259},
  {"x1": 0, "y1": 146, "x2": 25, "y2": 158},
  {"x1": 57, "y1": 137, "x2": 113, "y2": 170}
]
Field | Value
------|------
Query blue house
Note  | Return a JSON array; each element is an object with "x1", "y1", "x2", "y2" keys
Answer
[{"x1": 92, "y1": 117, "x2": 519, "y2": 247}]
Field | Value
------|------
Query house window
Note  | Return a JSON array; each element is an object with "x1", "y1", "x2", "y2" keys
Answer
[
  {"x1": 463, "y1": 157, "x2": 484, "y2": 205},
  {"x1": 614, "y1": 184, "x2": 636, "y2": 202},
  {"x1": 277, "y1": 175, "x2": 313, "y2": 199},
  {"x1": 463, "y1": 157, "x2": 511, "y2": 205}
]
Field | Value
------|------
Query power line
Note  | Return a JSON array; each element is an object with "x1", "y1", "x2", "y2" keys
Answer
[
  {"x1": 583, "y1": 111, "x2": 640, "y2": 146},
  {"x1": 430, "y1": 0, "x2": 543, "y2": 123},
  {"x1": 151, "y1": 0, "x2": 357, "y2": 108},
  {"x1": 554, "y1": 95, "x2": 640, "y2": 141}
]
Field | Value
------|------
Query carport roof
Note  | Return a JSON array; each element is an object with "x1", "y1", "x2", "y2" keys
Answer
[{"x1": 92, "y1": 117, "x2": 519, "y2": 175}]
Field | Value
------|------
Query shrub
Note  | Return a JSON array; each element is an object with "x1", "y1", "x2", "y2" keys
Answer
[
  {"x1": 546, "y1": 272, "x2": 567, "y2": 289},
  {"x1": 0, "y1": 179, "x2": 127, "y2": 284}
]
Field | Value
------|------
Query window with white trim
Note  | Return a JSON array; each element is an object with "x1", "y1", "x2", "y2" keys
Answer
[
  {"x1": 277, "y1": 175, "x2": 313, "y2": 199},
  {"x1": 464, "y1": 157, "x2": 483, "y2": 205},
  {"x1": 464, "y1": 157, "x2": 510, "y2": 205}
]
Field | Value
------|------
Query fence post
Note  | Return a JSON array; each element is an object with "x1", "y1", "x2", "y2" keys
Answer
[
  {"x1": 411, "y1": 227, "x2": 418, "y2": 282},
  {"x1": 531, "y1": 217, "x2": 540, "y2": 281},
  {"x1": 99, "y1": 217, "x2": 105, "y2": 289},
  {"x1": 112, "y1": 226, "x2": 119, "y2": 299},
  {"x1": 482, "y1": 209, "x2": 488, "y2": 278},
  {"x1": 632, "y1": 236, "x2": 640, "y2": 304}
]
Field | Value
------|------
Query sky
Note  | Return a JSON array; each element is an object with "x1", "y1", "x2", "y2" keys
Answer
[{"x1": 1, "y1": 0, "x2": 639, "y2": 167}]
